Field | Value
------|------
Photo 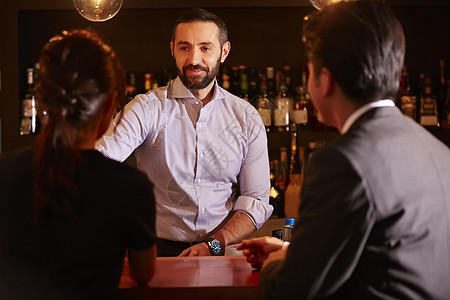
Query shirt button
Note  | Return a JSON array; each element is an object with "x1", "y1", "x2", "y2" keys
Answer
[
  {"x1": 201, "y1": 207, "x2": 206, "y2": 212},
  {"x1": 198, "y1": 123, "x2": 202, "y2": 129},
  {"x1": 195, "y1": 101, "x2": 200, "y2": 105},
  {"x1": 197, "y1": 179, "x2": 202, "y2": 183},
  {"x1": 199, "y1": 151, "x2": 204, "y2": 157}
]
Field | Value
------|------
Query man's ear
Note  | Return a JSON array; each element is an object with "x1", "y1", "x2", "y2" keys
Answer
[
  {"x1": 320, "y1": 67, "x2": 335, "y2": 97},
  {"x1": 220, "y1": 41, "x2": 231, "y2": 63},
  {"x1": 170, "y1": 41, "x2": 174, "y2": 57}
]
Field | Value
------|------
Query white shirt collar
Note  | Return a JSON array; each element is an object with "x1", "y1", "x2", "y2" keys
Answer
[{"x1": 340, "y1": 99, "x2": 395, "y2": 134}]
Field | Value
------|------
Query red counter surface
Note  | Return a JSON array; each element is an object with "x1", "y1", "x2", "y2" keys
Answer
[{"x1": 119, "y1": 256, "x2": 261, "y2": 300}]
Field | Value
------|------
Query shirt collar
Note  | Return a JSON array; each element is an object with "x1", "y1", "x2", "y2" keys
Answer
[
  {"x1": 340, "y1": 99, "x2": 395, "y2": 134},
  {"x1": 172, "y1": 76, "x2": 224, "y2": 104}
]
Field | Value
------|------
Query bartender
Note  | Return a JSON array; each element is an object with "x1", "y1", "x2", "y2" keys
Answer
[{"x1": 96, "y1": 7, "x2": 272, "y2": 256}]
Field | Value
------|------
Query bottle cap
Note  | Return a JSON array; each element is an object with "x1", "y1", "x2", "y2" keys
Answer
[{"x1": 285, "y1": 218, "x2": 295, "y2": 226}]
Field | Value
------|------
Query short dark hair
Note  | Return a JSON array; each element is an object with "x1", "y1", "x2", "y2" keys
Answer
[
  {"x1": 302, "y1": 0, "x2": 405, "y2": 104},
  {"x1": 171, "y1": 7, "x2": 228, "y2": 47}
]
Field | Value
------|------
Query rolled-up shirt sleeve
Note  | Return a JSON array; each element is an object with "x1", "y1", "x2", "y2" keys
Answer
[{"x1": 233, "y1": 108, "x2": 273, "y2": 229}]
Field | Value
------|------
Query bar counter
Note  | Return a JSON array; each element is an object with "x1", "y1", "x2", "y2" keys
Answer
[{"x1": 118, "y1": 256, "x2": 261, "y2": 300}]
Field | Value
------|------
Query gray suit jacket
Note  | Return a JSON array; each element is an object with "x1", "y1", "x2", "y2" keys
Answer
[{"x1": 260, "y1": 106, "x2": 450, "y2": 299}]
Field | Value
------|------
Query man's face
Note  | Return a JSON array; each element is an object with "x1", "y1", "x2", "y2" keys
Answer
[{"x1": 171, "y1": 21, "x2": 229, "y2": 90}]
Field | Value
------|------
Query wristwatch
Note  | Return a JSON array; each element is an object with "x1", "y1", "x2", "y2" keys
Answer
[{"x1": 205, "y1": 238, "x2": 224, "y2": 256}]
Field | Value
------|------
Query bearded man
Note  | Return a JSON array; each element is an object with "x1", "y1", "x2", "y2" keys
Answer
[{"x1": 96, "y1": 8, "x2": 272, "y2": 257}]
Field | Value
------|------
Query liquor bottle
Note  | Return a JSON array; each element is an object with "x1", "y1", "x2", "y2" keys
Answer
[
  {"x1": 125, "y1": 72, "x2": 137, "y2": 104},
  {"x1": 292, "y1": 86, "x2": 310, "y2": 130},
  {"x1": 284, "y1": 132, "x2": 304, "y2": 218},
  {"x1": 144, "y1": 72, "x2": 153, "y2": 93},
  {"x1": 276, "y1": 147, "x2": 288, "y2": 191},
  {"x1": 400, "y1": 83, "x2": 417, "y2": 121},
  {"x1": 229, "y1": 66, "x2": 241, "y2": 97},
  {"x1": 256, "y1": 74, "x2": 272, "y2": 131},
  {"x1": 438, "y1": 59, "x2": 447, "y2": 113},
  {"x1": 440, "y1": 79, "x2": 450, "y2": 130},
  {"x1": 436, "y1": 59, "x2": 447, "y2": 119},
  {"x1": 221, "y1": 66, "x2": 230, "y2": 91},
  {"x1": 397, "y1": 65, "x2": 408, "y2": 108},
  {"x1": 273, "y1": 74, "x2": 291, "y2": 132},
  {"x1": 299, "y1": 65, "x2": 318, "y2": 129},
  {"x1": 239, "y1": 65, "x2": 249, "y2": 101},
  {"x1": 283, "y1": 65, "x2": 293, "y2": 95},
  {"x1": 419, "y1": 76, "x2": 439, "y2": 129},
  {"x1": 247, "y1": 67, "x2": 259, "y2": 103},
  {"x1": 20, "y1": 67, "x2": 38, "y2": 135},
  {"x1": 266, "y1": 66, "x2": 276, "y2": 99},
  {"x1": 269, "y1": 160, "x2": 284, "y2": 218}
]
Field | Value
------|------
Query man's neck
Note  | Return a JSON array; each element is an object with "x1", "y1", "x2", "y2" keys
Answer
[{"x1": 190, "y1": 79, "x2": 216, "y2": 106}]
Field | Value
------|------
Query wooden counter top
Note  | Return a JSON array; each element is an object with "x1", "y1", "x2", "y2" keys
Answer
[{"x1": 119, "y1": 256, "x2": 261, "y2": 300}]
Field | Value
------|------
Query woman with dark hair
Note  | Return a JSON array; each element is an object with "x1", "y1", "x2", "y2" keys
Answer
[{"x1": 0, "y1": 29, "x2": 156, "y2": 299}]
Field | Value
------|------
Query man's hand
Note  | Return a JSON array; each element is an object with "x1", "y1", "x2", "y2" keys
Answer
[
  {"x1": 237, "y1": 236, "x2": 286, "y2": 270},
  {"x1": 178, "y1": 242, "x2": 211, "y2": 257}
]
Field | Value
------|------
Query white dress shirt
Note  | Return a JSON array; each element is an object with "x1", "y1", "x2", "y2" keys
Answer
[
  {"x1": 96, "y1": 77, "x2": 273, "y2": 242},
  {"x1": 341, "y1": 99, "x2": 396, "y2": 134}
]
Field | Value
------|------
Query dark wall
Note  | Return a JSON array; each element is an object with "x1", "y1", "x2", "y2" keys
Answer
[
  {"x1": 3, "y1": 4, "x2": 450, "y2": 152},
  {"x1": 18, "y1": 7, "x2": 313, "y2": 93}
]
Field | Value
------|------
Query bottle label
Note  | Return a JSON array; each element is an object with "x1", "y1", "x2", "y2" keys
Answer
[
  {"x1": 20, "y1": 117, "x2": 31, "y2": 135},
  {"x1": 273, "y1": 108, "x2": 289, "y2": 126},
  {"x1": 22, "y1": 98, "x2": 36, "y2": 117},
  {"x1": 420, "y1": 115, "x2": 438, "y2": 126},
  {"x1": 292, "y1": 109, "x2": 307, "y2": 124},
  {"x1": 257, "y1": 108, "x2": 272, "y2": 127}
]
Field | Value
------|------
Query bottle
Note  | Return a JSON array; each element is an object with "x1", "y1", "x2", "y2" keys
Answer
[
  {"x1": 273, "y1": 74, "x2": 291, "y2": 132},
  {"x1": 440, "y1": 79, "x2": 450, "y2": 130},
  {"x1": 269, "y1": 160, "x2": 284, "y2": 218},
  {"x1": 419, "y1": 76, "x2": 439, "y2": 129},
  {"x1": 256, "y1": 74, "x2": 272, "y2": 131},
  {"x1": 220, "y1": 66, "x2": 230, "y2": 91},
  {"x1": 276, "y1": 147, "x2": 288, "y2": 191},
  {"x1": 282, "y1": 218, "x2": 295, "y2": 242},
  {"x1": 125, "y1": 72, "x2": 137, "y2": 104},
  {"x1": 397, "y1": 65, "x2": 409, "y2": 108},
  {"x1": 230, "y1": 66, "x2": 241, "y2": 97},
  {"x1": 144, "y1": 72, "x2": 153, "y2": 93},
  {"x1": 282, "y1": 65, "x2": 293, "y2": 95},
  {"x1": 438, "y1": 59, "x2": 447, "y2": 113},
  {"x1": 266, "y1": 66, "x2": 276, "y2": 99},
  {"x1": 20, "y1": 67, "x2": 38, "y2": 135},
  {"x1": 292, "y1": 86, "x2": 310, "y2": 129},
  {"x1": 247, "y1": 67, "x2": 259, "y2": 103},
  {"x1": 239, "y1": 65, "x2": 249, "y2": 100},
  {"x1": 400, "y1": 83, "x2": 417, "y2": 120},
  {"x1": 284, "y1": 132, "x2": 304, "y2": 218}
]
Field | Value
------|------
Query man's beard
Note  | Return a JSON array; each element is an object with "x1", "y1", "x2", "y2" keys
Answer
[{"x1": 178, "y1": 57, "x2": 221, "y2": 90}]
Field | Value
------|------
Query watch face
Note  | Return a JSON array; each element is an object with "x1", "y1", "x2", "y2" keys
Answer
[{"x1": 209, "y1": 239, "x2": 223, "y2": 256}]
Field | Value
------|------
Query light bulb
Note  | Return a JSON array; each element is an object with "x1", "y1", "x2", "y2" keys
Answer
[
  {"x1": 309, "y1": 0, "x2": 348, "y2": 10},
  {"x1": 73, "y1": 0, "x2": 123, "y2": 22}
]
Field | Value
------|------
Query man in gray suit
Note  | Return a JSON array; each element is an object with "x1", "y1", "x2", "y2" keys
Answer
[{"x1": 238, "y1": 0, "x2": 450, "y2": 299}]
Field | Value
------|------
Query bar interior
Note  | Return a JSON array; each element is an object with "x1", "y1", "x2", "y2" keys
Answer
[{"x1": 1, "y1": 0, "x2": 449, "y2": 299}]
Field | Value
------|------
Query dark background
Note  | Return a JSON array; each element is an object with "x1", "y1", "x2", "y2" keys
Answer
[{"x1": 1, "y1": 0, "x2": 449, "y2": 153}]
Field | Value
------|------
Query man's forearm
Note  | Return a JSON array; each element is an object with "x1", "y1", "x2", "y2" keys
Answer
[{"x1": 212, "y1": 211, "x2": 257, "y2": 246}]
